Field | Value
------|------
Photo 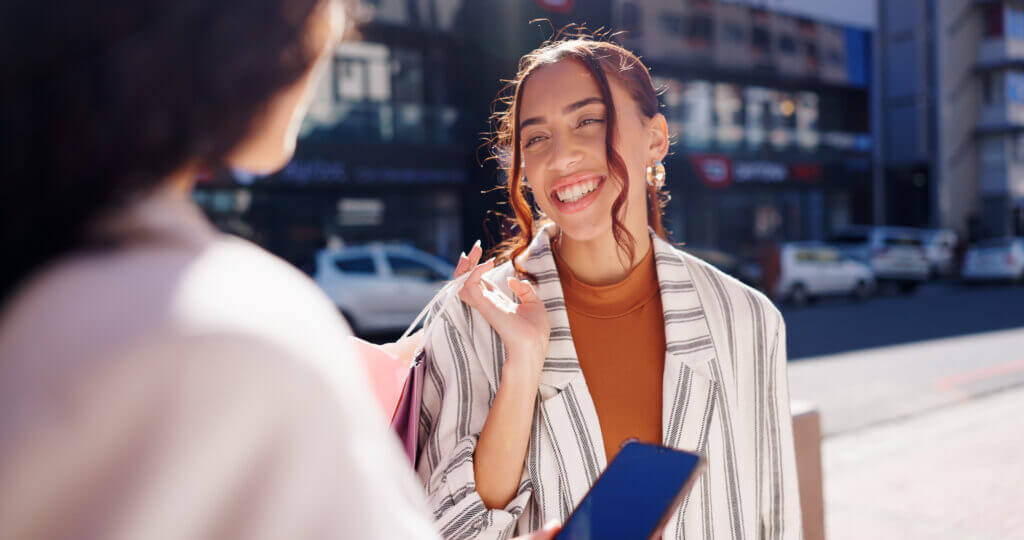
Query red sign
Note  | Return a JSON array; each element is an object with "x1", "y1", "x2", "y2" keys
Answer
[
  {"x1": 789, "y1": 163, "x2": 824, "y2": 183},
  {"x1": 535, "y1": 0, "x2": 574, "y2": 14},
  {"x1": 690, "y1": 154, "x2": 734, "y2": 189},
  {"x1": 689, "y1": 155, "x2": 823, "y2": 188}
]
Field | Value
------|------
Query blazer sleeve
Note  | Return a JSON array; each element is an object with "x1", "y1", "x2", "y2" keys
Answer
[
  {"x1": 416, "y1": 296, "x2": 533, "y2": 540},
  {"x1": 760, "y1": 313, "x2": 804, "y2": 539}
]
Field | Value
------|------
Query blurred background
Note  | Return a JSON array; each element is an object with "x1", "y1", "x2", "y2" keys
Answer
[{"x1": 193, "y1": 1, "x2": 1023, "y2": 538}]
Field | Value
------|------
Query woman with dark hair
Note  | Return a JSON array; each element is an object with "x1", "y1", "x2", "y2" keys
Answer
[
  {"x1": 417, "y1": 34, "x2": 802, "y2": 538},
  {"x1": 0, "y1": 2, "x2": 563, "y2": 539}
]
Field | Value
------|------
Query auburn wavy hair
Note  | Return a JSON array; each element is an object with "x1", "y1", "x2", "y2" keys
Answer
[{"x1": 489, "y1": 31, "x2": 670, "y2": 280}]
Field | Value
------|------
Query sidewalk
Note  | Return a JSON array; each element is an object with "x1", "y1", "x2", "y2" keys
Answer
[
  {"x1": 821, "y1": 385, "x2": 1024, "y2": 539},
  {"x1": 788, "y1": 327, "x2": 1024, "y2": 436}
]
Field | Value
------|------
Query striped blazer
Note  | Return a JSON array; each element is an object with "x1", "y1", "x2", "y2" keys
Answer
[{"x1": 416, "y1": 225, "x2": 802, "y2": 540}]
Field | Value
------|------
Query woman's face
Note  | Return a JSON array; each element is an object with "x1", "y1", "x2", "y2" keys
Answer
[
  {"x1": 227, "y1": 1, "x2": 344, "y2": 174},
  {"x1": 517, "y1": 59, "x2": 668, "y2": 244}
]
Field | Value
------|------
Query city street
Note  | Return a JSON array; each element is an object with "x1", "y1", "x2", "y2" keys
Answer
[
  {"x1": 784, "y1": 283, "x2": 1024, "y2": 538},
  {"x1": 785, "y1": 282, "x2": 1024, "y2": 435}
]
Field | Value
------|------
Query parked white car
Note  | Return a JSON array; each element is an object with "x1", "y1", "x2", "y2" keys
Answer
[
  {"x1": 775, "y1": 242, "x2": 875, "y2": 305},
  {"x1": 828, "y1": 226, "x2": 930, "y2": 294},
  {"x1": 918, "y1": 229, "x2": 959, "y2": 278},
  {"x1": 314, "y1": 243, "x2": 455, "y2": 334},
  {"x1": 961, "y1": 238, "x2": 1024, "y2": 283}
]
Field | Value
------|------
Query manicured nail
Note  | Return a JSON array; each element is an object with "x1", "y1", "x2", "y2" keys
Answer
[
  {"x1": 473, "y1": 239, "x2": 482, "y2": 250},
  {"x1": 459, "y1": 251, "x2": 467, "y2": 259}
]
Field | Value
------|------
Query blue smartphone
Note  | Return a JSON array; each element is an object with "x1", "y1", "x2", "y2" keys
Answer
[{"x1": 554, "y1": 441, "x2": 705, "y2": 540}]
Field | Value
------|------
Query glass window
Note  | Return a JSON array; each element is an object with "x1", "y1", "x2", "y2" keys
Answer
[
  {"x1": 752, "y1": 27, "x2": 771, "y2": 51},
  {"x1": 336, "y1": 256, "x2": 376, "y2": 274},
  {"x1": 724, "y1": 23, "x2": 744, "y2": 44},
  {"x1": 806, "y1": 42, "x2": 819, "y2": 61},
  {"x1": 661, "y1": 14, "x2": 684, "y2": 37},
  {"x1": 388, "y1": 255, "x2": 445, "y2": 281},
  {"x1": 779, "y1": 35, "x2": 797, "y2": 54},
  {"x1": 826, "y1": 48, "x2": 843, "y2": 65},
  {"x1": 622, "y1": 3, "x2": 642, "y2": 36},
  {"x1": 985, "y1": 4, "x2": 1004, "y2": 37},
  {"x1": 685, "y1": 15, "x2": 714, "y2": 42},
  {"x1": 818, "y1": 249, "x2": 840, "y2": 263},
  {"x1": 795, "y1": 250, "x2": 816, "y2": 262}
]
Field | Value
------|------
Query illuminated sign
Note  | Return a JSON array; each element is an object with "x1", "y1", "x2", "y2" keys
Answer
[{"x1": 689, "y1": 155, "x2": 823, "y2": 188}]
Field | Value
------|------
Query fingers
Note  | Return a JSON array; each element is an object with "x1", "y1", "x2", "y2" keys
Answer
[
  {"x1": 457, "y1": 258, "x2": 496, "y2": 306},
  {"x1": 453, "y1": 240, "x2": 483, "y2": 278},
  {"x1": 507, "y1": 276, "x2": 541, "y2": 305}
]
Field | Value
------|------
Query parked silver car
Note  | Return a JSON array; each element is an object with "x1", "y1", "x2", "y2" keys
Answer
[
  {"x1": 828, "y1": 226, "x2": 930, "y2": 294},
  {"x1": 775, "y1": 242, "x2": 875, "y2": 305},
  {"x1": 962, "y1": 238, "x2": 1024, "y2": 284},
  {"x1": 313, "y1": 243, "x2": 455, "y2": 335}
]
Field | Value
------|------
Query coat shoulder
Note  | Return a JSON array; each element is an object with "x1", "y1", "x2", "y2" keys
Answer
[{"x1": 671, "y1": 246, "x2": 784, "y2": 328}]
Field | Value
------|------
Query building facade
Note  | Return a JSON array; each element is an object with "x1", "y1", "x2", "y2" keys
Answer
[
  {"x1": 194, "y1": 0, "x2": 874, "y2": 269},
  {"x1": 877, "y1": 0, "x2": 1024, "y2": 240},
  {"x1": 614, "y1": 0, "x2": 874, "y2": 257}
]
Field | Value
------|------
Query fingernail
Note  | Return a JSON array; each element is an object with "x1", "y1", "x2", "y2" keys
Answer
[
  {"x1": 473, "y1": 239, "x2": 482, "y2": 249},
  {"x1": 459, "y1": 251, "x2": 467, "y2": 259}
]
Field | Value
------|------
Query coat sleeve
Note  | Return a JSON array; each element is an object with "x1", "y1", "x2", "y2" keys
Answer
[
  {"x1": 760, "y1": 313, "x2": 804, "y2": 539},
  {"x1": 415, "y1": 296, "x2": 533, "y2": 540}
]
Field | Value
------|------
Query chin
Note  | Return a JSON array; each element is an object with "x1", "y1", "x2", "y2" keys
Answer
[{"x1": 553, "y1": 215, "x2": 614, "y2": 244}]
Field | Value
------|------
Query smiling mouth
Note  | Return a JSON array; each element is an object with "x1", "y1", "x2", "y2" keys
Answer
[{"x1": 551, "y1": 176, "x2": 605, "y2": 204}]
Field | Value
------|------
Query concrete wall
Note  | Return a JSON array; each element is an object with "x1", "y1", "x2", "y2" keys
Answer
[{"x1": 936, "y1": 0, "x2": 983, "y2": 234}]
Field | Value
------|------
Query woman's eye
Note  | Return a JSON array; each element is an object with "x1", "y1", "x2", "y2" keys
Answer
[
  {"x1": 578, "y1": 118, "x2": 606, "y2": 128},
  {"x1": 524, "y1": 135, "x2": 546, "y2": 148}
]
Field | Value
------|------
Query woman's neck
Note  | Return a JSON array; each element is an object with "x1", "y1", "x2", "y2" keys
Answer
[{"x1": 554, "y1": 225, "x2": 652, "y2": 286}]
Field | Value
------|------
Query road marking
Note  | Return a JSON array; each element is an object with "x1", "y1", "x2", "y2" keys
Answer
[{"x1": 932, "y1": 358, "x2": 1024, "y2": 402}]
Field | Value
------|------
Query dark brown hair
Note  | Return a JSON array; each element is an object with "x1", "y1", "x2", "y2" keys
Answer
[
  {"x1": 489, "y1": 29, "x2": 670, "y2": 279},
  {"x1": 0, "y1": 0, "x2": 354, "y2": 304}
]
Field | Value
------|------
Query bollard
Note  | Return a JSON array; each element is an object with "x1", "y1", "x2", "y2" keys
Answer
[{"x1": 791, "y1": 400, "x2": 825, "y2": 540}]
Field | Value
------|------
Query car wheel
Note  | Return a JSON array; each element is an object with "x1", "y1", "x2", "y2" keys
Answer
[
  {"x1": 851, "y1": 280, "x2": 870, "y2": 302},
  {"x1": 898, "y1": 281, "x2": 918, "y2": 295},
  {"x1": 789, "y1": 283, "x2": 809, "y2": 306}
]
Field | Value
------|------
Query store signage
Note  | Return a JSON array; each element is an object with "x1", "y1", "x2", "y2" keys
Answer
[
  {"x1": 690, "y1": 154, "x2": 822, "y2": 188},
  {"x1": 734, "y1": 161, "x2": 787, "y2": 183},
  {"x1": 274, "y1": 159, "x2": 466, "y2": 185},
  {"x1": 690, "y1": 155, "x2": 734, "y2": 188}
]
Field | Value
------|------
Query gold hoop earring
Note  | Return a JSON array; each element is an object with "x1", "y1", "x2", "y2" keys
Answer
[{"x1": 646, "y1": 161, "x2": 666, "y2": 189}]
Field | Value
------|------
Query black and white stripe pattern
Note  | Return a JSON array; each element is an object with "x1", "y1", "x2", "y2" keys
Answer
[{"x1": 417, "y1": 225, "x2": 802, "y2": 539}]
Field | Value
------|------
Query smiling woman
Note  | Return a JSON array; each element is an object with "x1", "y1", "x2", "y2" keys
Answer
[
  {"x1": 416, "y1": 29, "x2": 803, "y2": 540},
  {"x1": 492, "y1": 34, "x2": 671, "y2": 284}
]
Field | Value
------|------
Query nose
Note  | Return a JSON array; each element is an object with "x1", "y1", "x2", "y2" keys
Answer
[{"x1": 546, "y1": 134, "x2": 583, "y2": 173}]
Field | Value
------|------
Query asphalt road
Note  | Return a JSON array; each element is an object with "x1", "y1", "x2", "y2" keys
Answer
[{"x1": 781, "y1": 281, "x2": 1024, "y2": 359}]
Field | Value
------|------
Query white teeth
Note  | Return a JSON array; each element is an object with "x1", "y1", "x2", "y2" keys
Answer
[{"x1": 556, "y1": 178, "x2": 600, "y2": 203}]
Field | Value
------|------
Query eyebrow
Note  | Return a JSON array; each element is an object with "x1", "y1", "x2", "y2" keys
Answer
[{"x1": 519, "y1": 97, "x2": 605, "y2": 130}]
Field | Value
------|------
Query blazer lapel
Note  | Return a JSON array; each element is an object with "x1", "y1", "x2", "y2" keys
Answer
[
  {"x1": 518, "y1": 225, "x2": 608, "y2": 519},
  {"x1": 651, "y1": 235, "x2": 720, "y2": 455}
]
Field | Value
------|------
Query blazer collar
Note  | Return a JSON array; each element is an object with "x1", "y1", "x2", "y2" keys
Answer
[{"x1": 518, "y1": 224, "x2": 718, "y2": 392}]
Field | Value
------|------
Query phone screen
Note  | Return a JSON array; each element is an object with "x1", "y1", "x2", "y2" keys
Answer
[{"x1": 555, "y1": 442, "x2": 703, "y2": 540}]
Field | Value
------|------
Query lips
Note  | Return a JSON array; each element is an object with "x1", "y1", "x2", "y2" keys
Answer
[{"x1": 548, "y1": 174, "x2": 606, "y2": 214}]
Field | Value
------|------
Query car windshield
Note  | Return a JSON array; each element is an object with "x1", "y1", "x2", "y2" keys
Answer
[{"x1": 828, "y1": 233, "x2": 868, "y2": 245}]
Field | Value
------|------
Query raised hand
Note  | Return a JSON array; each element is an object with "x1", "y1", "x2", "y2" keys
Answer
[{"x1": 457, "y1": 256, "x2": 550, "y2": 373}]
